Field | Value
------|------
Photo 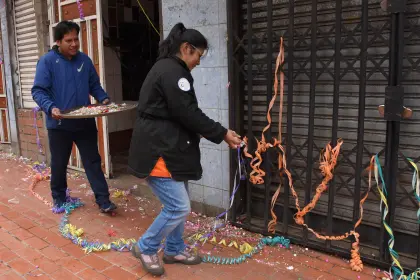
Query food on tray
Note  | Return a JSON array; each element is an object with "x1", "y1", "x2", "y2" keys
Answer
[{"x1": 65, "y1": 103, "x2": 130, "y2": 116}]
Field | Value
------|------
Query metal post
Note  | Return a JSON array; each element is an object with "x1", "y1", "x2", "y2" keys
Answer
[
  {"x1": 327, "y1": 0, "x2": 343, "y2": 250},
  {"x1": 283, "y1": 0, "x2": 294, "y2": 235},
  {"x1": 227, "y1": 0, "x2": 238, "y2": 223},
  {"x1": 227, "y1": 0, "x2": 244, "y2": 224},
  {"x1": 245, "y1": 0, "x2": 253, "y2": 225},
  {"x1": 381, "y1": 0, "x2": 405, "y2": 262},
  {"x1": 352, "y1": 0, "x2": 368, "y2": 245},
  {"x1": 263, "y1": 0, "x2": 273, "y2": 231},
  {"x1": 303, "y1": 0, "x2": 318, "y2": 243}
]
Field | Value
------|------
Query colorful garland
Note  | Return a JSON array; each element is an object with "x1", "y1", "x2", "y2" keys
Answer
[
  {"x1": 373, "y1": 156, "x2": 420, "y2": 280},
  {"x1": 76, "y1": 0, "x2": 85, "y2": 20},
  {"x1": 189, "y1": 233, "x2": 254, "y2": 255},
  {"x1": 408, "y1": 158, "x2": 420, "y2": 223},
  {"x1": 29, "y1": 162, "x2": 137, "y2": 253},
  {"x1": 202, "y1": 236, "x2": 290, "y2": 265},
  {"x1": 32, "y1": 107, "x2": 44, "y2": 154},
  {"x1": 27, "y1": 146, "x2": 291, "y2": 261},
  {"x1": 59, "y1": 200, "x2": 136, "y2": 253}
]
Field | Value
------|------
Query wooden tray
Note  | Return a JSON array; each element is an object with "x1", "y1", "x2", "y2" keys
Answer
[{"x1": 60, "y1": 102, "x2": 138, "y2": 119}]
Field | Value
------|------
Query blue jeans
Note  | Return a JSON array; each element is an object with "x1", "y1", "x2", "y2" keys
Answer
[{"x1": 137, "y1": 177, "x2": 190, "y2": 256}]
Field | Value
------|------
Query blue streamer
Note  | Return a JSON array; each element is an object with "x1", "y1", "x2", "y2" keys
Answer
[{"x1": 202, "y1": 236, "x2": 290, "y2": 265}]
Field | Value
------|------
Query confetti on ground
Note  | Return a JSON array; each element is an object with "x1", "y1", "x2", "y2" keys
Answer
[{"x1": 0, "y1": 150, "x2": 387, "y2": 279}]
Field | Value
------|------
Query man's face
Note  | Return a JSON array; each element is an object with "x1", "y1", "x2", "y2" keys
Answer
[{"x1": 56, "y1": 29, "x2": 80, "y2": 58}]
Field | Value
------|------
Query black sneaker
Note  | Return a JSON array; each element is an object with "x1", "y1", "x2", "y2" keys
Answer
[{"x1": 99, "y1": 202, "x2": 117, "y2": 213}]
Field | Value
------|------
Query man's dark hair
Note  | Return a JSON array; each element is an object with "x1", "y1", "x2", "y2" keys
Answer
[{"x1": 54, "y1": 21, "x2": 80, "y2": 41}]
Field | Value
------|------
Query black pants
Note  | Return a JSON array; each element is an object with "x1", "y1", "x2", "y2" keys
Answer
[{"x1": 48, "y1": 129, "x2": 110, "y2": 206}]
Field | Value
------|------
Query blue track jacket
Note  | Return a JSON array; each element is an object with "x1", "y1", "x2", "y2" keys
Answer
[{"x1": 32, "y1": 47, "x2": 109, "y2": 131}]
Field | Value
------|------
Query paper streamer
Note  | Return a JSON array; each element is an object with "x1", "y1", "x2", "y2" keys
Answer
[
  {"x1": 202, "y1": 236, "x2": 290, "y2": 265},
  {"x1": 59, "y1": 201, "x2": 136, "y2": 254},
  {"x1": 190, "y1": 233, "x2": 254, "y2": 255},
  {"x1": 76, "y1": 0, "x2": 85, "y2": 20},
  {"x1": 374, "y1": 156, "x2": 420, "y2": 280},
  {"x1": 32, "y1": 107, "x2": 44, "y2": 154},
  {"x1": 135, "y1": 0, "x2": 160, "y2": 36}
]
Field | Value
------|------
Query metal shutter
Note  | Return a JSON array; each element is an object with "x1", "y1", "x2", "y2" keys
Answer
[
  {"x1": 14, "y1": 0, "x2": 39, "y2": 108},
  {"x1": 230, "y1": 0, "x2": 420, "y2": 269}
]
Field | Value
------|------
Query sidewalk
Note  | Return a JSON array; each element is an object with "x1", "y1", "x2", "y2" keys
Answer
[{"x1": 0, "y1": 153, "x2": 386, "y2": 280}]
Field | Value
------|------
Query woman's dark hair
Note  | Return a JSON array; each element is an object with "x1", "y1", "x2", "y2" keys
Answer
[
  {"x1": 157, "y1": 23, "x2": 208, "y2": 60},
  {"x1": 54, "y1": 21, "x2": 80, "y2": 41}
]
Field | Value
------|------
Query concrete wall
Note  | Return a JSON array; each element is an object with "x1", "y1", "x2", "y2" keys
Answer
[{"x1": 161, "y1": 0, "x2": 230, "y2": 211}]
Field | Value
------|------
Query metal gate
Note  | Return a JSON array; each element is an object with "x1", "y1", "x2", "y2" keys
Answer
[{"x1": 227, "y1": 0, "x2": 420, "y2": 270}]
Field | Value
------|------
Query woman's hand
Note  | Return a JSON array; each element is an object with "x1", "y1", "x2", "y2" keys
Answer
[{"x1": 224, "y1": 129, "x2": 242, "y2": 149}]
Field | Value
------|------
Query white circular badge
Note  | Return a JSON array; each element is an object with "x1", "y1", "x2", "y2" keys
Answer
[{"x1": 178, "y1": 78, "x2": 191, "y2": 91}]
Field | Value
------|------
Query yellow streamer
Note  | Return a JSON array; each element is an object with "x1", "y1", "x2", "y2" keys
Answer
[
  {"x1": 61, "y1": 222, "x2": 135, "y2": 254},
  {"x1": 135, "y1": 0, "x2": 160, "y2": 36},
  {"x1": 190, "y1": 233, "x2": 254, "y2": 254},
  {"x1": 112, "y1": 190, "x2": 125, "y2": 198},
  {"x1": 62, "y1": 224, "x2": 84, "y2": 237},
  {"x1": 239, "y1": 243, "x2": 254, "y2": 255},
  {"x1": 228, "y1": 241, "x2": 238, "y2": 249}
]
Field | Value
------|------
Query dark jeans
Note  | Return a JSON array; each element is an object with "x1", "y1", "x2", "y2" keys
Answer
[{"x1": 48, "y1": 129, "x2": 110, "y2": 207}]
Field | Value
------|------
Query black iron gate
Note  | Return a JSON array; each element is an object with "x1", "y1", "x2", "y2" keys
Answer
[{"x1": 227, "y1": 0, "x2": 420, "y2": 270}]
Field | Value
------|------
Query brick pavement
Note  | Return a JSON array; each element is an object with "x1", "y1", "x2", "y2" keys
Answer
[{"x1": 0, "y1": 155, "x2": 387, "y2": 279}]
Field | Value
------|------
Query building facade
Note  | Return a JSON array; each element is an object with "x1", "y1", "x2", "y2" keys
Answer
[{"x1": 1, "y1": 0, "x2": 232, "y2": 212}]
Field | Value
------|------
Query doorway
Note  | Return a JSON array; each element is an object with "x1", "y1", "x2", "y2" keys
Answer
[{"x1": 101, "y1": 0, "x2": 160, "y2": 177}]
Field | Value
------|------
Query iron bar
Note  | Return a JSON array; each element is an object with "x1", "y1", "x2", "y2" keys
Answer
[
  {"x1": 283, "y1": 0, "x2": 294, "y2": 235},
  {"x1": 227, "y1": 0, "x2": 239, "y2": 223},
  {"x1": 382, "y1": 6, "x2": 404, "y2": 262},
  {"x1": 418, "y1": 222, "x2": 420, "y2": 267},
  {"x1": 263, "y1": 0, "x2": 273, "y2": 230},
  {"x1": 245, "y1": 0, "x2": 253, "y2": 225},
  {"x1": 352, "y1": 0, "x2": 368, "y2": 247},
  {"x1": 263, "y1": 153, "x2": 272, "y2": 229},
  {"x1": 326, "y1": 0, "x2": 342, "y2": 249},
  {"x1": 303, "y1": 0, "x2": 318, "y2": 243}
]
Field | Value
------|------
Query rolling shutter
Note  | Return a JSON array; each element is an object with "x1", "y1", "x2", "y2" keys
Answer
[{"x1": 14, "y1": 0, "x2": 39, "y2": 108}]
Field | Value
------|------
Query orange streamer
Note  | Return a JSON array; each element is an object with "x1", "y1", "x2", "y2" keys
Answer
[
  {"x1": 243, "y1": 38, "x2": 285, "y2": 186},
  {"x1": 29, "y1": 172, "x2": 53, "y2": 208},
  {"x1": 242, "y1": 36, "x2": 371, "y2": 272}
]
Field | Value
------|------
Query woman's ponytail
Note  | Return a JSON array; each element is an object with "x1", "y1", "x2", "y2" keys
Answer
[
  {"x1": 157, "y1": 23, "x2": 186, "y2": 60},
  {"x1": 157, "y1": 22, "x2": 208, "y2": 61}
]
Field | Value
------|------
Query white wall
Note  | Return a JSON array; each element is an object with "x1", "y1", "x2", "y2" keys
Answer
[{"x1": 161, "y1": 0, "x2": 230, "y2": 209}]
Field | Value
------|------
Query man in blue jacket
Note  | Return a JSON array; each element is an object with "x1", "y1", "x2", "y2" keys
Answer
[{"x1": 32, "y1": 21, "x2": 116, "y2": 213}]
